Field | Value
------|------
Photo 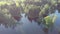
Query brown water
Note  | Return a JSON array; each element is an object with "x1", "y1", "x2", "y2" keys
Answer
[{"x1": 0, "y1": 10, "x2": 60, "y2": 34}]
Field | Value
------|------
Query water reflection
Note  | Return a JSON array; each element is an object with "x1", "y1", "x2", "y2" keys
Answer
[
  {"x1": 53, "y1": 10, "x2": 60, "y2": 34},
  {"x1": 20, "y1": 13, "x2": 45, "y2": 34},
  {"x1": 0, "y1": 3, "x2": 22, "y2": 21},
  {"x1": 0, "y1": 11, "x2": 21, "y2": 29},
  {"x1": 0, "y1": 10, "x2": 60, "y2": 34},
  {"x1": 46, "y1": 10, "x2": 60, "y2": 34}
]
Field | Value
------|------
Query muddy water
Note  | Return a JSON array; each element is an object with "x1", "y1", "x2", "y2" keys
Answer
[{"x1": 0, "y1": 10, "x2": 60, "y2": 34}]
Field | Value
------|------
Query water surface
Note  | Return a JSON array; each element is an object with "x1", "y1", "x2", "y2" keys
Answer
[{"x1": 0, "y1": 10, "x2": 60, "y2": 34}]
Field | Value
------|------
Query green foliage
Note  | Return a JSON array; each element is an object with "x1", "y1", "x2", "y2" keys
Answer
[
  {"x1": 44, "y1": 15, "x2": 57, "y2": 28},
  {"x1": 51, "y1": 0, "x2": 57, "y2": 4},
  {"x1": 0, "y1": 0, "x2": 58, "y2": 24},
  {"x1": 39, "y1": 4, "x2": 50, "y2": 16},
  {"x1": 24, "y1": 4, "x2": 40, "y2": 13},
  {"x1": 0, "y1": 1, "x2": 6, "y2": 6},
  {"x1": 44, "y1": 16, "x2": 52, "y2": 25}
]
